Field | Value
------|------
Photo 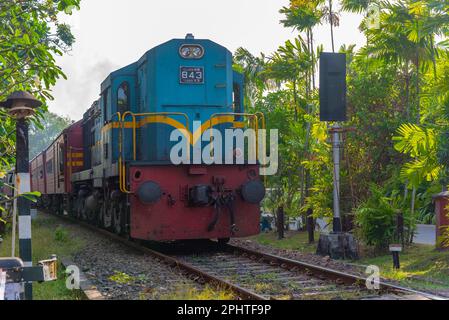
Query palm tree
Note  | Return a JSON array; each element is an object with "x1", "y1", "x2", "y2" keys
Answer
[
  {"x1": 346, "y1": 0, "x2": 447, "y2": 228},
  {"x1": 263, "y1": 36, "x2": 318, "y2": 240},
  {"x1": 344, "y1": 0, "x2": 444, "y2": 122},
  {"x1": 263, "y1": 37, "x2": 312, "y2": 120},
  {"x1": 233, "y1": 48, "x2": 268, "y2": 109},
  {"x1": 280, "y1": 0, "x2": 339, "y2": 86}
]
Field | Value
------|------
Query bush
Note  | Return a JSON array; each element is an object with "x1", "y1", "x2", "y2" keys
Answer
[{"x1": 355, "y1": 185, "x2": 398, "y2": 250}]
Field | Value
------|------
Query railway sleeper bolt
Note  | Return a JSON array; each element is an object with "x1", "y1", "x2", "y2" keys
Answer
[{"x1": 280, "y1": 263, "x2": 288, "y2": 269}]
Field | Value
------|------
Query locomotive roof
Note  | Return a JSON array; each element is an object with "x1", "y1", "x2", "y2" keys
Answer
[{"x1": 100, "y1": 37, "x2": 229, "y2": 93}]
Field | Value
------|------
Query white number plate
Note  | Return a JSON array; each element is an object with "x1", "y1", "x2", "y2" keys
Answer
[{"x1": 180, "y1": 66, "x2": 204, "y2": 84}]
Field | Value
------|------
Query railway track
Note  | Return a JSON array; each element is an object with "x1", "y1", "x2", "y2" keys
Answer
[
  {"x1": 176, "y1": 243, "x2": 445, "y2": 300},
  {"x1": 50, "y1": 212, "x2": 445, "y2": 300}
]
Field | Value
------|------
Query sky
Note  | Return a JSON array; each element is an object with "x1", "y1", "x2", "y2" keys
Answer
[{"x1": 50, "y1": 0, "x2": 365, "y2": 121}]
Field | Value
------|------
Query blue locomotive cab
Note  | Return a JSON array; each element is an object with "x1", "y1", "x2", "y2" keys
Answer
[{"x1": 99, "y1": 34, "x2": 252, "y2": 167}]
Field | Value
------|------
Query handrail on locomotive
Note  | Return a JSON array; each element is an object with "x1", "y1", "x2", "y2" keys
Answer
[
  {"x1": 118, "y1": 111, "x2": 190, "y2": 193},
  {"x1": 116, "y1": 111, "x2": 266, "y2": 194}
]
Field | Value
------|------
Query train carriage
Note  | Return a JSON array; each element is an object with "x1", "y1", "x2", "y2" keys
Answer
[
  {"x1": 30, "y1": 153, "x2": 46, "y2": 196},
  {"x1": 31, "y1": 121, "x2": 84, "y2": 212}
]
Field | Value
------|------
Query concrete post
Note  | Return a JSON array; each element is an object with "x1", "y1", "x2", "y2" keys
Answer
[{"x1": 331, "y1": 123, "x2": 342, "y2": 233}]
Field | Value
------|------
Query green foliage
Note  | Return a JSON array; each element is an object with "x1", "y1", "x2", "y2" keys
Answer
[
  {"x1": 109, "y1": 271, "x2": 135, "y2": 285},
  {"x1": 355, "y1": 185, "x2": 399, "y2": 249},
  {"x1": 358, "y1": 243, "x2": 449, "y2": 291},
  {"x1": 0, "y1": 0, "x2": 79, "y2": 217},
  {"x1": 0, "y1": 0, "x2": 81, "y2": 101},
  {"x1": 393, "y1": 123, "x2": 441, "y2": 187},
  {"x1": 54, "y1": 226, "x2": 69, "y2": 242},
  {"x1": 29, "y1": 112, "x2": 73, "y2": 159}
]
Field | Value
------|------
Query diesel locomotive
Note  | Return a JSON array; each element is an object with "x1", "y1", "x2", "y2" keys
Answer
[{"x1": 30, "y1": 34, "x2": 266, "y2": 243}]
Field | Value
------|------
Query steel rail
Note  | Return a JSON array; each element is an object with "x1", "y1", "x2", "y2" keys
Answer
[
  {"x1": 45, "y1": 212, "x2": 446, "y2": 300},
  {"x1": 51, "y1": 213, "x2": 266, "y2": 300},
  {"x1": 224, "y1": 243, "x2": 447, "y2": 300}
]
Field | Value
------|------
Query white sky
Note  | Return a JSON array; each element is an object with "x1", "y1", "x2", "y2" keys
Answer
[{"x1": 50, "y1": 0, "x2": 365, "y2": 121}]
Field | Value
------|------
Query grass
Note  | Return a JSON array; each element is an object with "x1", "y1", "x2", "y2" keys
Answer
[
  {"x1": 145, "y1": 284, "x2": 235, "y2": 300},
  {"x1": 109, "y1": 271, "x2": 136, "y2": 285},
  {"x1": 247, "y1": 230, "x2": 318, "y2": 253},
  {"x1": 357, "y1": 244, "x2": 449, "y2": 292},
  {"x1": 248, "y1": 230, "x2": 449, "y2": 294},
  {"x1": 0, "y1": 213, "x2": 86, "y2": 300},
  {"x1": 1, "y1": 212, "x2": 236, "y2": 300}
]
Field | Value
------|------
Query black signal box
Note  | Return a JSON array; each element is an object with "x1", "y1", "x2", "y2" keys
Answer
[{"x1": 319, "y1": 52, "x2": 347, "y2": 121}]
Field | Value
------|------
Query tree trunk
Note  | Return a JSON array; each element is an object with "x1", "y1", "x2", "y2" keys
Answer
[
  {"x1": 415, "y1": 54, "x2": 420, "y2": 124},
  {"x1": 293, "y1": 79, "x2": 298, "y2": 121},
  {"x1": 405, "y1": 63, "x2": 410, "y2": 120},
  {"x1": 310, "y1": 29, "x2": 316, "y2": 89},
  {"x1": 277, "y1": 206, "x2": 285, "y2": 240},
  {"x1": 328, "y1": 0, "x2": 335, "y2": 52},
  {"x1": 306, "y1": 209, "x2": 314, "y2": 243},
  {"x1": 410, "y1": 187, "x2": 416, "y2": 245}
]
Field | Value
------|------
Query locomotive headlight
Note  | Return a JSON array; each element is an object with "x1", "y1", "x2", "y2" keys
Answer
[
  {"x1": 192, "y1": 47, "x2": 203, "y2": 58},
  {"x1": 179, "y1": 44, "x2": 204, "y2": 59},
  {"x1": 180, "y1": 46, "x2": 191, "y2": 58}
]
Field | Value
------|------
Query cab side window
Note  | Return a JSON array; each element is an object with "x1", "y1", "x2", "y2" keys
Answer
[{"x1": 117, "y1": 82, "x2": 130, "y2": 114}]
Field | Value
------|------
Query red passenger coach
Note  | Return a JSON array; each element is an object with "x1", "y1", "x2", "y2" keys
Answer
[
  {"x1": 30, "y1": 120, "x2": 84, "y2": 211},
  {"x1": 30, "y1": 153, "x2": 46, "y2": 195}
]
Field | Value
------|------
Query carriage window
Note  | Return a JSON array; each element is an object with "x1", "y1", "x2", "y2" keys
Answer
[
  {"x1": 46, "y1": 160, "x2": 53, "y2": 174},
  {"x1": 117, "y1": 82, "x2": 130, "y2": 114},
  {"x1": 59, "y1": 144, "x2": 64, "y2": 173}
]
